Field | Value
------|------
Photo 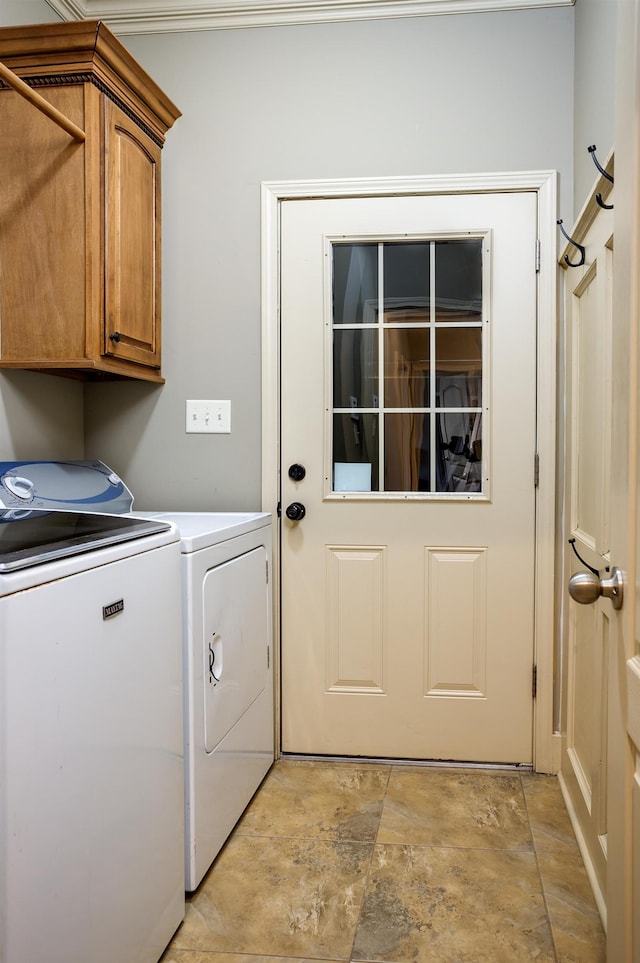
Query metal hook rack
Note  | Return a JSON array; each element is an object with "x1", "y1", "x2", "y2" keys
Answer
[
  {"x1": 588, "y1": 144, "x2": 614, "y2": 210},
  {"x1": 557, "y1": 220, "x2": 586, "y2": 268}
]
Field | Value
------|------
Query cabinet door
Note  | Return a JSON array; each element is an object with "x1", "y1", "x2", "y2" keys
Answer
[{"x1": 104, "y1": 99, "x2": 162, "y2": 369}]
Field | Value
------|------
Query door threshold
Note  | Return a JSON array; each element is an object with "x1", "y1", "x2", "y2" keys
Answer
[{"x1": 280, "y1": 752, "x2": 533, "y2": 771}]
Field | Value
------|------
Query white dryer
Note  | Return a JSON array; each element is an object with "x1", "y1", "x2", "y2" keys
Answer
[{"x1": 139, "y1": 512, "x2": 274, "y2": 891}]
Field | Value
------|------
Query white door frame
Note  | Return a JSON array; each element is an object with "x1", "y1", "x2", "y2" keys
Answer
[{"x1": 261, "y1": 171, "x2": 559, "y2": 773}]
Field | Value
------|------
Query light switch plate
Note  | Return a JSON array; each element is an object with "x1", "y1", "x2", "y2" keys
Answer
[{"x1": 186, "y1": 400, "x2": 231, "y2": 433}]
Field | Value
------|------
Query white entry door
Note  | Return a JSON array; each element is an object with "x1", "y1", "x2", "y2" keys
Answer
[
  {"x1": 560, "y1": 192, "x2": 613, "y2": 919},
  {"x1": 605, "y1": 0, "x2": 640, "y2": 953},
  {"x1": 280, "y1": 191, "x2": 538, "y2": 763}
]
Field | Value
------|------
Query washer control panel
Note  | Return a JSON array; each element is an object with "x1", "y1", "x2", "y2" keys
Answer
[{"x1": 0, "y1": 461, "x2": 133, "y2": 513}]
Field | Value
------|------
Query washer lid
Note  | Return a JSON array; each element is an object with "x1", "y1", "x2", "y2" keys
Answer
[
  {"x1": 0, "y1": 461, "x2": 133, "y2": 513},
  {"x1": 0, "y1": 510, "x2": 171, "y2": 572}
]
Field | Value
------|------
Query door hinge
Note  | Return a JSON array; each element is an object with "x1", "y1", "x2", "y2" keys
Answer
[
  {"x1": 534, "y1": 452, "x2": 540, "y2": 488},
  {"x1": 267, "y1": 645, "x2": 270, "y2": 669},
  {"x1": 532, "y1": 664, "x2": 538, "y2": 699},
  {"x1": 266, "y1": 560, "x2": 269, "y2": 584},
  {"x1": 276, "y1": 501, "x2": 282, "y2": 518},
  {"x1": 535, "y1": 239, "x2": 541, "y2": 273}
]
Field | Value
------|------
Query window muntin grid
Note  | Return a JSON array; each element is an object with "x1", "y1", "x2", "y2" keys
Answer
[{"x1": 329, "y1": 236, "x2": 487, "y2": 497}]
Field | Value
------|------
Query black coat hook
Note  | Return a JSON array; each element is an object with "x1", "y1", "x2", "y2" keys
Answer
[
  {"x1": 595, "y1": 192, "x2": 614, "y2": 210},
  {"x1": 588, "y1": 145, "x2": 614, "y2": 183},
  {"x1": 568, "y1": 537, "x2": 609, "y2": 575},
  {"x1": 568, "y1": 538, "x2": 599, "y2": 576},
  {"x1": 557, "y1": 219, "x2": 586, "y2": 267},
  {"x1": 588, "y1": 144, "x2": 614, "y2": 209}
]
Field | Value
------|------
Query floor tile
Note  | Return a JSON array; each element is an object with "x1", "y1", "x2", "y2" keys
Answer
[
  {"x1": 171, "y1": 834, "x2": 372, "y2": 960},
  {"x1": 536, "y1": 850, "x2": 606, "y2": 962},
  {"x1": 161, "y1": 954, "x2": 336, "y2": 963},
  {"x1": 235, "y1": 759, "x2": 390, "y2": 842},
  {"x1": 351, "y1": 843, "x2": 555, "y2": 962},
  {"x1": 377, "y1": 767, "x2": 533, "y2": 851},
  {"x1": 521, "y1": 773, "x2": 581, "y2": 854},
  {"x1": 161, "y1": 760, "x2": 605, "y2": 963}
]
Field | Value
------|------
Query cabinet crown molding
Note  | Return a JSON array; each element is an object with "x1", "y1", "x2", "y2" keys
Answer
[
  {"x1": 44, "y1": 0, "x2": 574, "y2": 34},
  {"x1": 0, "y1": 19, "x2": 180, "y2": 135}
]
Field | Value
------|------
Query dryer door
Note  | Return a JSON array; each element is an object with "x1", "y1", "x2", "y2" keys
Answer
[{"x1": 203, "y1": 546, "x2": 269, "y2": 752}]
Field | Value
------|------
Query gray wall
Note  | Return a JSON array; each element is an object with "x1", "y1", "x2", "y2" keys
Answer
[
  {"x1": 0, "y1": 4, "x2": 578, "y2": 504},
  {"x1": 573, "y1": 0, "x2": 617, "y2": 213},
  {"x1": 83, "y1": 7, "x2": 575, "y2": 511},
  {"x1": 0, "y1": 0, "x2": 58, "y2": 24}
]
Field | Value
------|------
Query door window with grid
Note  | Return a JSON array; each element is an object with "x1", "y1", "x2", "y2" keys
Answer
[{"x1": 329, "y1": 237, "x2": 488, "y2": 497}]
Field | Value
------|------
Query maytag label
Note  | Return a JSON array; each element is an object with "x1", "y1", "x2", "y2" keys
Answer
[{"x1": 103, "y1": 599, "x2": 124, "y2": 620}]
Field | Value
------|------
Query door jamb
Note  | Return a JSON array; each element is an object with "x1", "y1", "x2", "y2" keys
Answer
[{"x1": 261, "y1": 171, "x2": 559, "y2": 773}]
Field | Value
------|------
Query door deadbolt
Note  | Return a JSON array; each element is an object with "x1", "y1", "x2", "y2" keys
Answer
[
  {"x1": 568, "y1": 567, "x2": 624, "y2": 610},
  {"x1": 288, "y1": 464, "x2": 306, "y2": 482}
]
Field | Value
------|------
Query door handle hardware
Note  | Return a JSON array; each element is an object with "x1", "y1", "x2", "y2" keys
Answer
[
  {"x1": 109, "y1": 331, "x2": 121, "y2": 343},
  {"x1": 209, "y1": 635, "x2": 222, "y2": 683},
  {"x1": 568, "y1": 566, "x2": 624, "y2": 610},
  {"x1": 288, "y1": 464, "x2": 306, "y2": 482},
  {"x1": 285, "y1": 502, "x2": 306, "y2": 521}
]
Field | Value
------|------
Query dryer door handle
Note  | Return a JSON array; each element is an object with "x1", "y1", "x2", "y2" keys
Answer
[
  {"x1": 209, "y1": 632, "x2": 222, "y2": 685},
  {"x1": 209, "y1": 636, "x2": 222, "y2": 683}
]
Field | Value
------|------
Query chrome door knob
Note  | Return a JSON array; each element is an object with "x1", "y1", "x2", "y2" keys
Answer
[
  {"x1": 568, "y1": 566, "x2": 624, "y2": 610},
  {"x1": 600, "y1": 568, "x2": 625, "y2": 609},
  {"x1": 568, "y1": 571, "x2": 601, "y2": 605}
]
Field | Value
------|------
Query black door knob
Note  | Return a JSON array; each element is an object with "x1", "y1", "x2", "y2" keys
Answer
[
  {"x1": 288, "y1": 464, "x2": 306, "y2": 482},
  {"x1": 285, "y1": 501, "x2": 306, "y2": 521}
]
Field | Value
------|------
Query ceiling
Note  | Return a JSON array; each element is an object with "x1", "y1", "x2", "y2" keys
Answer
[{"x1": 44, "y1": 0, "x2": 573, "y2": 34}]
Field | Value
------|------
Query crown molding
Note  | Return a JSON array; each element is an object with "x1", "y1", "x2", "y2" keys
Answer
[{"x1": 44, "y1": 0, "x2": 574, "y2": 34}]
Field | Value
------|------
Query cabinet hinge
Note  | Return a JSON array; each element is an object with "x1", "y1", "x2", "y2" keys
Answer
[
  {"x1": 534, "y1": 452, "x2": 540, "y2": 488},
  {"x1": 532, "y1": 664, "x2": 538, "y2": 699},
  {"x1": 535, "y1": 239, "x2": 541, "y2": 273}
]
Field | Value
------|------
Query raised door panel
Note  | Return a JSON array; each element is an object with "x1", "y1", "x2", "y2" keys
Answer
[
  {"x1": 326, "y1": 546, "x2": 386, "y2": 691},
  {"x1": 104, "y1": 99, "x2": 162, "y2": 369}
]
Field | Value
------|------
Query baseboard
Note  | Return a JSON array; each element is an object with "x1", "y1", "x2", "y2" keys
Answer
[{"x1": 557, "y1": 770, "x2": 607, "y2": 930}]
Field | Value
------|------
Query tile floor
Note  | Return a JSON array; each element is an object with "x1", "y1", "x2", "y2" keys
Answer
[{"x1": 160, "y1": 759, "x2": 606, "y2": 963}]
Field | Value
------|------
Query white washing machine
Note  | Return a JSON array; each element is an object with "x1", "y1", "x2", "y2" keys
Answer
[
  {"x1": 146, "y1": 512, "x2": 274, "y2": 891},
  {"x1": 0, "y1": 462, "x2": 275, "y2": 893},
  {"x1": 0, "y1": 508, "x2": 185, "y2": 963}
]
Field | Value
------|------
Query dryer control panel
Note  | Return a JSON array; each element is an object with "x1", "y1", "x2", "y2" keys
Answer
[{"x1": 0, "y1": 461, "x2": 133, "y2": 513}]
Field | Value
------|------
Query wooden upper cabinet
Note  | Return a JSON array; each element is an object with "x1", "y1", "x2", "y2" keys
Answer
[{"x1": 0, "y1": 21, "x2": 180, "y2": 382}]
